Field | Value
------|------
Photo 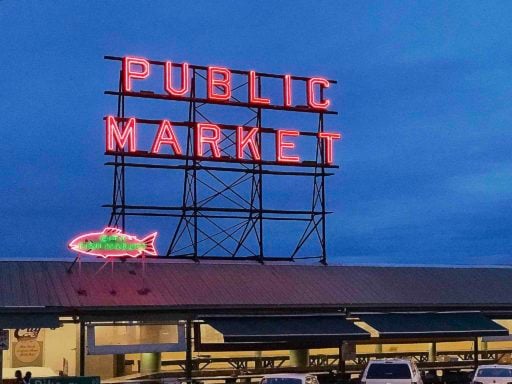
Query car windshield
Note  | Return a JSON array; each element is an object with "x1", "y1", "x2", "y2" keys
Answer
[
  {"x1": 263, "y1": 379, "x2": 303, "y2": 384},
  {"x1": 477, "y1": 368, "x2": 512, "y2": 377},
  {"x1": 366, "y1": 363, "x2": 412, "y2": 379}
]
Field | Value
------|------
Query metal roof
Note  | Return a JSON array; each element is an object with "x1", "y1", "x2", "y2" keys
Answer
[{"x1": 1, "y1": 260, "x2": 512, "y2": 315}]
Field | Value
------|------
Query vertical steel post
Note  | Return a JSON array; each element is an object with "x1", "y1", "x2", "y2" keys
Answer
[
  {"x1": 319, "y1": 87, "x2": 327, "y2": 265},
  {"x1": 0, "y1": 347, "x2": 4, "y2": 384},
  {"x1": 474, "y1": 337, "x2": 479, "y2": 369},
  {"x1": 192, "y1": 70, "x2": 198, "y2": 260},
  {"x1": 79, "y1": 321, "x2": 86, "y2": 376},
  {"x1": 186, "y1": 320, "x2": 193, "y2": 383},
  {"x1": 338, "y1": 341, "x2": 346, "y2": 376},
  {"x1": 257, "y1": 76, "x2": 264, "y2": 262},
  {"x1": 120, "y1": 84, "x2": 126, "y2": 232},
  {"x1": 167, "y1": 69, "x2": 196, "y2": 257},
  {"x1": 429, "y1": 342, "x2": 437, "y2": 362},
  {"x1": 109, "y1": 70, "x2": 126, "y2": 231},
  {"x1": 481, "y1": 339, "x2": 488, "y2": 359}
]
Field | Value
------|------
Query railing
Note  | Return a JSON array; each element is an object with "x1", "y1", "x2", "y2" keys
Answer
[
  {"x1": 125, "y1": 348, "x2": 511, "y2": 375},
  {"x1": 159, "y1": 356, "x2": 289, "y2": 371},
  {"x1": 436, "y1": 349, "x2": 511, "y2": 362}
]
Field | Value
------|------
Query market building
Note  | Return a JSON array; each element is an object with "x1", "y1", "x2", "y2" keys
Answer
[{"x1": 1, "y1": 260, "x2": 512, "y2": 381}]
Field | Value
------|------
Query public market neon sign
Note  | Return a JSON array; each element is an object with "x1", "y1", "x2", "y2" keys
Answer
[{"x1": 105, "y1": 56, "x2": 342, "y2": 165}]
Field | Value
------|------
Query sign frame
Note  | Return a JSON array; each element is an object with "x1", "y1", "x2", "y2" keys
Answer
[{"x1": 103, "y1": 55, "x2": 341, "y2": 263}]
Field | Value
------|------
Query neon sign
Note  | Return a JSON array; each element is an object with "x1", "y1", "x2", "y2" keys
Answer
[
  {"x1": 106, "y1": 117, "x2": 340, "y2": 164},
  {"x1": 105, "y1": 56, "x2": 342, "y2": 166},
  {"x1": 68, "y1": 227, "x2": 157, "y2": 258},
  {"x1": 122, "y1": 56, "x2": 332, "y2": 110}
]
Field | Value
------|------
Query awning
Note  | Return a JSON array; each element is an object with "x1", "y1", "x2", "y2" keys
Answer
[
  {"x1": 358, "y1": 312, "x2": 509, "y2": 339},
  {"x1": 200, "y1": 315, "x2": 370, "y2": 343},
  {"x1": 0, "y1": 313, "x2": 61, "y2": 329}
]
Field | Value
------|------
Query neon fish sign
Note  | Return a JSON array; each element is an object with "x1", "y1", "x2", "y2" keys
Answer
[{"x1": 68, "y1": 227, "x2": 157, "y2": 258}]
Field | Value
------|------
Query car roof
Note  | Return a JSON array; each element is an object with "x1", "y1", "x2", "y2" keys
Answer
[
  {"x1": 477, "y1": 365, "x2": 512, "y2": 369},
  {"x1": 368, "y1": 359, "x2": 413, "y2": 364},
  {"x1": 262, "y1": 374, "x2": 316, "y2": 379}
]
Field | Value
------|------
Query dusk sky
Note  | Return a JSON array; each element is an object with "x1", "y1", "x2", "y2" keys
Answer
[{"x1": 1, "y1": 1, "x2": 511, "y2": 265}]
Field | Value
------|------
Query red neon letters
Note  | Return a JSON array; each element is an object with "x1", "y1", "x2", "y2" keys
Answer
[
  {"x1": 196, "y1": 123, "x2": 222, "y2": 158},
  {"x1": 319, "y1": 132, "x2": 342, "y2": 164},
  {"x1": 207, "y1": 67, "x2": 232, "y2": 101},
  {"x1": 110, "y1": 57, "x2": 341, "y2": 166},
  {"x1": 283, "y1": 74, "x2": 292, "y2": 107},
  {"x1": 164, "y1": 61, "x2": 190, "y2": 96},
  {"x1": 123, "y1": 57, "x2": 150, "y2": 92},
  {"x1": 105, "y1": 117, "x2": 340, "y2": 165},
  {"x1": 120, "y1": 56, "x2": 334, "y2": 110},
  {"x1": 248, "y1": 71, "x2": 270, "y2": 105},
  {"x1": 106, "y1": 116, "x2": 136, "y2": 152},
  {"x1": 151, "y1": 120, "x2": 182, "y2": 155},
  {"x1": 236, "y1": 127, "x2": 261, "y2": 160},
  {"x1": 307, "y1": 77, "x2": 331, "y2": 109},
  {"x1": 276, "y1": 130, "x2": 300, "y2": 163}
]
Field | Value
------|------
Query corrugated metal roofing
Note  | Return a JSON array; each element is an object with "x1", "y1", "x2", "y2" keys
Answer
[{"x1": 1, "y1": 260, "x2": 512, "y2": 313}]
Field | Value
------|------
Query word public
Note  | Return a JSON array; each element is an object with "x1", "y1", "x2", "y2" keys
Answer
[
  {"x1": 122, "y1": 56, "x2": 334, "y2": 110},
  {"x1": 106, "y1": 57, "x2": 342, "y2": 165}
]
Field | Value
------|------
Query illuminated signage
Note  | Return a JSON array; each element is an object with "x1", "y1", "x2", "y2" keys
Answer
[
  {"x1": 122, "y1": 56, "x2": 332, "y2": 109},
  {"x1": 105, "y1": 56, "x2": 342, "y2": 166},
  {"x1": 68, "y1": 227, "x2": 157, "y2": 258}
]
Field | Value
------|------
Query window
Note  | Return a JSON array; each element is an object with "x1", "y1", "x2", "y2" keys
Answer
[
  {"x1": 265, "y1": 379, "x2": 302, "y2": 384},
  {"x1": 366, "y1": 364, "x2": 412, "y2": 379},
  {"x1": 477, "y1": 368, "x2": 512, "y2": 378}
]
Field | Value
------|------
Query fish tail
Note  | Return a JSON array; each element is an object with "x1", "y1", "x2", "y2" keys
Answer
[{"x1": 142, "y1": 232, "x2": 158, "y2": 255}]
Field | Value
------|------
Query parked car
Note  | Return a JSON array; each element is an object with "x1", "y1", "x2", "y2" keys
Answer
[
  {"x1": 361, "y1": 359, "x2": 423, "y2": 384},
  {"x1": 472, "y1": 365, "x2": 512, "y2": 384},
  {"x1": 260, "y1": 374, "x2": 320, "y2": 384},
  {"x1": 442, "y1": 370, "x2": 473, "y2": 384}
]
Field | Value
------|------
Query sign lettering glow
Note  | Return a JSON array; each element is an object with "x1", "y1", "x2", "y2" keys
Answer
[
  {"x1": 122, "y1": 56, "x2": 332, "y2": 111},
  {"x1": 106, "y1": 56, "x2": 343, "y2": 166},
  {"x1": 68, "y1": 227, "x2": 157, "y2": 258}
]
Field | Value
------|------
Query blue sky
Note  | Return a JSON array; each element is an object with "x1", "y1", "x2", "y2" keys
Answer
[{"x1": 0, "y1": 1, "x2": 511, "y2": 265}]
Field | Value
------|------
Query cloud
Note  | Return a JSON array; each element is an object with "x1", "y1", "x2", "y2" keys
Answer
[{"x1": 448, "y1": 164, "x2": 512, "y2": 203}]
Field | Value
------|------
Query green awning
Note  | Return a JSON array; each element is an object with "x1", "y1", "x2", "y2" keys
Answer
[
  {"x1": 359, "y1": 312, "x2": 509, "y2": 338},
  {"x1": 201, "y1": 315, "x2": 370, "y2": 343},
  {"x1": 0, "y1": 313, "x2": 60, "y2": 329}
]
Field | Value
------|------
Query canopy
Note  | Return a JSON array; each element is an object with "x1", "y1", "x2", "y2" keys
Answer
[
  {"x1": 0, "y1": 313, "x2": 61, "y2": 329},
  {"x1": 201, "y1": 315, "x2": 370, "y2": 343},
  {"x1": 359, "y1": 312, "x2": 509, "y2": 338}
]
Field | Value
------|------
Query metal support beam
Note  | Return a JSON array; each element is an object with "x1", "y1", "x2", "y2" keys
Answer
[
  {"x1": 429, "y1": 342, "x2": 437, "y2": 362},
  {"x1": 474, "y1": 337, "x2": 479, "y2": 369},
  {"x1": 79, "y1": 321, "x2": 86, "y2": 376},
  {"x1": 185, "y1": 320, "x2": 193, "y2": 383},
  {"x1": 338, "y1": 342, "x2": 346, "y2": 376},
  {"x1": 0, "y1": 347, "x2": 4, "y2": 384}
]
